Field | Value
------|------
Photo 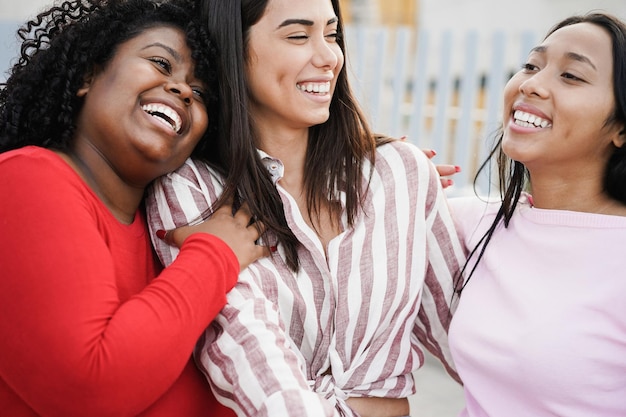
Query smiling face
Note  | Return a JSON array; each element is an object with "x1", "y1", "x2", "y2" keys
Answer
[
  {"x1": 244, "y1": 0, "x2": 344, "y2": 134},
  {"x1": 74, "y1": 25, "x2": 208, "y2": 186},
  {"x1": 501, "y1": 22, "x2": 624, "y2": 176}
]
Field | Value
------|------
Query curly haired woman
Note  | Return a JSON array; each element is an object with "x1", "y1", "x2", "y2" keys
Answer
[{"x1": 0, "y1": 1, "x2": 267, "y2": 416}]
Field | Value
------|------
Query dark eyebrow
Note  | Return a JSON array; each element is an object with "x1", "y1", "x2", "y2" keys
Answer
[
  {"x1": 142, "y1": 42, "x2": 182, "y2": 62},
  {"x1": 530, "y1": 45, "x2": 597, "y2": 71},
  {"x1": 530, "y1": 45, "x2": 547, "y2": 54},
  {"x1": 565, "y1": 52, "x2": 597, "y2": 71},
  {"x1": 277, "y1": 17, "x2": 338, "y2": 29}
]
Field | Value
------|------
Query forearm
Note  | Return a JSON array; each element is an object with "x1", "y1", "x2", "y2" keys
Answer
[
  {"x1": 197, "y1": 271, "x2": 340, "y2": 417},
  {"x1": 0, "y1": 230, "x2": 237, "y2": 416}
]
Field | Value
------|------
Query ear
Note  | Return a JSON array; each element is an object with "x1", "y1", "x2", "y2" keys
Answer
[
  {"x1": 76, "y1": 67, "x2": 97, "y2": 97},
  {"x1": 76, "y1": 78, "x2": 91, "y2": 98},
  {"x1": 612, "y1": 125, "x2": 626, "y2": 148}
]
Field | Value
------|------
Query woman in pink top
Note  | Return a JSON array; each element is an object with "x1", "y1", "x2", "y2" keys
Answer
[{"x1": 449, "y1": 12, "x2": 626, "y2": 417}]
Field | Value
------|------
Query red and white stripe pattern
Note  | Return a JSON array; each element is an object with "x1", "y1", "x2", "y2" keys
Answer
[{"x1": 146, "y1": 140, "x2": 464, "y2": 416}]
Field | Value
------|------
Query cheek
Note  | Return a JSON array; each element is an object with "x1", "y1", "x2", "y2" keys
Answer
[
  {"x1": 334, "y1": 46, "x2": 345, "y2": 73},
  {"x1": 245, "y1": 59, "x2": 278, "y2": 100},
  {"x1": 196, "y1": 105, "x2": 209, "y2": 130},
  {"x1": 502, "y1": 77, "x2": 521, "y2": 118},
  {"x1": 188, "y1": 107, "x2": 209, "y2": 146}
]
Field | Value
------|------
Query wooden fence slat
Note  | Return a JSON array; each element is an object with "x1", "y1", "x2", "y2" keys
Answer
[
  {"x1": 453, "y1": 30, "x2": 480, "y2": 191},
  {"x1": 407, "y1": 28, "x2": 430, "y2": 146},
  {"x1": 474, "y1": 30, "x2": 508, "y2": 195},
  {"x1": 369, "y1": 27, "x2": 388, "y2": 129},
  {"x1": 430, "y1": 30, "x2": 454, "y2": 163},
  {"x1": 389, "y1": 26, "x2": 411, "y2": 137}
]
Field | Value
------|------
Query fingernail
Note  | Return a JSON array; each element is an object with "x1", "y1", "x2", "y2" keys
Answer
[
  {"x1": 455, "y1": 166, "x2": 461, "y2": 172},
  {"x1": 448, "y1": 179, "x2": 454, "y2": 186},
  {"x1": 156, "y1": 230, "x2": 167, "y2": 240},
  {"x1": 431, "y1": 149, "x2": 437, "y2": 156}
]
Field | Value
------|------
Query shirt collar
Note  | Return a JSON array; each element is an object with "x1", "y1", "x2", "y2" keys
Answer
[{"x1": 257, "y1": 149, "x2": 284, "y2": 184}]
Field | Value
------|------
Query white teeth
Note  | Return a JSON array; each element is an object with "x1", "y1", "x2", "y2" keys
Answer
[
  {"x1": 142, "y1": 103, "x2": 182, "y2": 133},
  {"x1": 297, "y1": 81, "x2": 331, "y2": 94},
  {"x1": 513, "y1": 110, "x2": 552, "y2": 128}
]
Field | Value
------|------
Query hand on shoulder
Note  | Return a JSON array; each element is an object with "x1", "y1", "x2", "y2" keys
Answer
[{"x1": 157, "y1": 202, "x2": 270, "y2": 271}]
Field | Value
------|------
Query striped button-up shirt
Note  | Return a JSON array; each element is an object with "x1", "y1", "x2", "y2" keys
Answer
[{"x1": 146, "y1": 140, "x2": 464, "y2": 416}]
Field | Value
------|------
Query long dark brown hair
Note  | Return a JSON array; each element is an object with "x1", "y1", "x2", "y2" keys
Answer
[{"x1": 197, "y1": 0, "x2": 386, "y2": 271}]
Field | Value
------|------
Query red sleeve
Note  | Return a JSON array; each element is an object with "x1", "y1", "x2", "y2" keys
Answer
[{"x1": 0, "y1": 149, "x2": 238, "y2": 417}]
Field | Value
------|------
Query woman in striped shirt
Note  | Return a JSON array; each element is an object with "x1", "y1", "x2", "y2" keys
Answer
[{"x1": 146, "y1": 0, "x2": 464, "y2": 415}]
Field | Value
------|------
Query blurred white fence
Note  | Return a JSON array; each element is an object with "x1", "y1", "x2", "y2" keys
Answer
[
  {"x1": 0, "y1": 19, "x2": 540, "y2": 192},
  {"x1": 344, "y1": 25, "x2": 538, "y2": 194}
]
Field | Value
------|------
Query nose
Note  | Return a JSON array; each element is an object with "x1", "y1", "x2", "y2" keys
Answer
[
  {"x1": 166, "y1": 81, "x2": 193, "y2": 105},
  {"x1": 312, "y1": 38, "x2": 340, "y2": 70},
  {"x1": 519, "y1": 72, "x2": 549, "y2": 99}
]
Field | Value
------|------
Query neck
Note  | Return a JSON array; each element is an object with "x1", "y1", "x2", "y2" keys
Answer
[
  {"x1": 255, "y1": 123, "x2": 342, "y2": 246},
  {"x1": 257, "y1": 126, "x2": 309, "y2": 187},
  {"x1": 529, "y1": 171, "x2": 626, "y2": 216},
  {"x1": 60, "y1": 144, "x2": 144, "y2": 224}
]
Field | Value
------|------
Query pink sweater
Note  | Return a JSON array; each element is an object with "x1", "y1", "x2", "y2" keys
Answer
[{"x1": 449, "y1": 194, "x2": 626, "y2": 417}]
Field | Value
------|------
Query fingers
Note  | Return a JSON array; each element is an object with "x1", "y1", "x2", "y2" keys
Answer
[
  {"x1": 156, "y1": 229, "x2": 173, "y2": 244},
  {"x1": 436, "y1": 164, "x2": 461, "y2": 177},
  {"x1": 422, "y1": 148, "x2": 437, "y2": 159},
  {"x1": 435, "y1": 163, "x2": 461, "y2": 190},
  {"x1": 233, "y1": 201, "x2": 266, "y2": 236},
  {"x1": 212, "y1": 203, "x2": 235, "y2": 217},
  {"x1": 258, "y1": 244, "x2": 272, "y2": 258},
  {"x1": 422, "y1": 149, "x2": 462, "y2": 177},
  {"x1": 156, "y1": 225, "x2": 191, "y2": 248},
  {"x1": 252, "y1": 220, "x2": 266, "y2": 238},
  {"x1": 157, "y1": 201, "x2": 267, "y2": 259},
  {"x1": 234, "y1": 200, "x2": 252, "y2": 218},
  {"x1": 441, "y1": 178, "x2": 454, "y2": 189}
]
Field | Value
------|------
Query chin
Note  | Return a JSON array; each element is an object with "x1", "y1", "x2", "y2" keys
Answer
[
  {"x1": 501, "y1": 143, "x2": 530, "y2": 164},
  {"x1": 310, "y1": 112, "x2": 331, "y2": 126}
]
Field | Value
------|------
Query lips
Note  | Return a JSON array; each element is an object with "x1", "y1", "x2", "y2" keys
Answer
[{"x1": 141, "y1": 103, "x2": 183, "y2": 133}]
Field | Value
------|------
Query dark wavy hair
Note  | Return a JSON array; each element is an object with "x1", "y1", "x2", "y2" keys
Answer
[
  {"x1": 197, "y1": 0, "x2": 388, "y2": 271},
  {"x1": 460, "y1": 12, "x2": 626, "y2": 291},
  {"x1": 0, "y1": 0, "x2": 218, "y2": 156}
]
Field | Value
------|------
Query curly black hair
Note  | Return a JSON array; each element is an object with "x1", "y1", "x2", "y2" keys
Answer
[{"x1": 0, "y1": 0, "x2": 218, "y2": 155}]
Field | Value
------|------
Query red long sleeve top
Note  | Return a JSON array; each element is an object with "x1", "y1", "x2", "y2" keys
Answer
[{"x1": 0, "y1": 147, "x2": 236, "y2": 417}]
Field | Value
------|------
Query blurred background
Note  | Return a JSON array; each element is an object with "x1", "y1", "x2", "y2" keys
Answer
[
  {"x1": 2, "y1": 0, "x2": 625, "y2": 195},
  {"x1": 1, "y1": 0, "x2": 625, "y2": 415}
]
